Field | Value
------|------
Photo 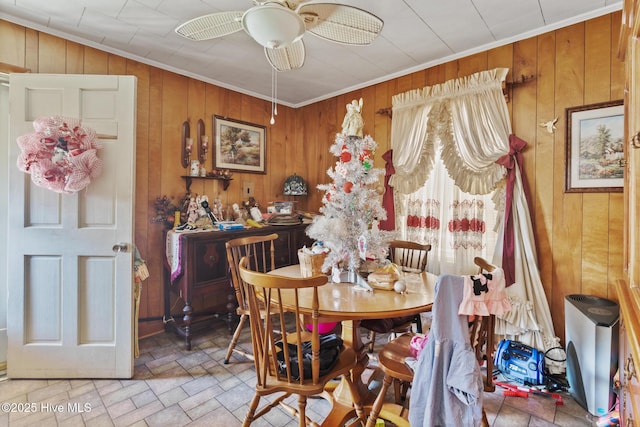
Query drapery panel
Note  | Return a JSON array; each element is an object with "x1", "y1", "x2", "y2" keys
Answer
[
  {"x1": 389, "y1": 68, "x2": 562, "y2": 365},
  {"x1": 493, "y1": 161, "x2": 562, "y2": 368}
]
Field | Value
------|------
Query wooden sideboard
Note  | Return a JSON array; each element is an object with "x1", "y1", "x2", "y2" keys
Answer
[{"x1": 164, "y1": 223, "x2": 313, "y2": 350}]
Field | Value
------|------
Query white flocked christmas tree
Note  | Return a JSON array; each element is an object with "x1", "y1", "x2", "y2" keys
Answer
[{"x1": 306, "y1": 98, "x2": 395, "y2": 277}]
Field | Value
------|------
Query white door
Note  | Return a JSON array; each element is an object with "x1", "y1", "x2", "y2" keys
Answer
[{"x1": 7, "y1": 74, "x2": 137, "y2": 378}]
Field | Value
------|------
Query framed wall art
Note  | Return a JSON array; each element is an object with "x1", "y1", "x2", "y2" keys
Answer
[
  {"x1": 213, "y1": 115, "x2": 266, "y2": 174},
  {"x1": 565, "y1": 99, "x2": 624, "y2": 192}
]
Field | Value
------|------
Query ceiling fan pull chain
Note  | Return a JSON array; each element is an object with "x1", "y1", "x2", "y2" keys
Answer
[
  {"x1": 270, "y1": 66, "x2": 275, "y2": 124},
  {"x1": 270, "y1": 66, "x2": 278, "y2": 125},
  {"x1": 274, "y1": 68, "x2": 278, "y2": 117}
]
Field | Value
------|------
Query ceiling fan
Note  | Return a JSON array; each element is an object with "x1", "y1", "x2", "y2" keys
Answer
[{"x1": 174, "y1": 1, "x2": 384, "y2": 72}]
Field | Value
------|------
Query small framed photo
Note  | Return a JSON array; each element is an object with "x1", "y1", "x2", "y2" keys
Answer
[
  {"x1": 213, "y1": 115, "x2": 266, "y2": 174},
  {"x1": 565, "y1": 100, "x2": 624, "y2": 193}
]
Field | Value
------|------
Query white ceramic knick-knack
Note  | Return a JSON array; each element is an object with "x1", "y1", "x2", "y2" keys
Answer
[{"x1": 190, "y1": 160, "x2": 200, "y2": 176}]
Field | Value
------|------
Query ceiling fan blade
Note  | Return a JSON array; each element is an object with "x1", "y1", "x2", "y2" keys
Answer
[
  {"x1": 297, "y1": 3, "x2": 383, "y2": 45},
  {"x1": 265, "y1": 39, "x2": 305, "y2": 71},
  {"x1": 175, "y1": 11, "x2": 244, "y2": 41}
]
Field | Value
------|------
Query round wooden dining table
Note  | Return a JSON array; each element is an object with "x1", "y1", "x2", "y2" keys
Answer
[{"x1": 269, "y1": 264, "x2": 437, "y2": 426}]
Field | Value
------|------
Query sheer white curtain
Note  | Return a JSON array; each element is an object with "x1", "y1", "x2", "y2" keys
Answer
[
  {"x1": 396, "y1": 149, "x2": 500, "y2": 274},
  {"x1": 389, "y1": 69, "x2": 563, "y2": 365},
  {"x1": 390, "y1": 69, "x2": 509, "y2": 195}
]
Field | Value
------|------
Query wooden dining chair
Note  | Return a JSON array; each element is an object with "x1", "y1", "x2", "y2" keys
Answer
[
  {"x1": 361, "y1": 240, "x2": 432, "y2": 353},
  {"x1": 237, "y1": 256, "x2": 365, "y2": 427},
  {"x1": 223, "y1": 233, "x2": 278, "y2": 364},
  {"x1": 366, "y1": 257, "x2": 497, "y2": 427},
  {"x1": 469, "y1": 256, "x2": 497, "y2": 395}
]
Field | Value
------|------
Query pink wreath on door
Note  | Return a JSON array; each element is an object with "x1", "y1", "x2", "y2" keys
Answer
[{"x1": 16, "y1": 116, "x2": 103, "y2": 194}]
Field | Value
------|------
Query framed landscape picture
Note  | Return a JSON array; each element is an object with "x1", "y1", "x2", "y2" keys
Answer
[
  {"x1": 565, "y1": 100, "x2": 624, "y2": 192},
  {"x1": 213, "y1": 115, "x2": 266, "y2": 174}
]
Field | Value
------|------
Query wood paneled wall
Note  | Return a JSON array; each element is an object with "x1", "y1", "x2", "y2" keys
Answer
[{"x1": 0, "y1": 12, "x2": 625, "y2": 343}]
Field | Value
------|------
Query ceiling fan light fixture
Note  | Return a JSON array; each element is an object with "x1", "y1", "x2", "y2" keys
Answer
[{"x1": 242, "y1": 4, "x2": 305, "y2": 49}]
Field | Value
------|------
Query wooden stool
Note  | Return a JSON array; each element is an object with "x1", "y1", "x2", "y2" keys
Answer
[{"x1": 365, "y1": 333, "x2": 415, "y2": 427}]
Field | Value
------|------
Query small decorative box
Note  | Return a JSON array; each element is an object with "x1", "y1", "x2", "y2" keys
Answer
[{"x1": 218, "y1": 221, "x2": 244, "y2": 231}]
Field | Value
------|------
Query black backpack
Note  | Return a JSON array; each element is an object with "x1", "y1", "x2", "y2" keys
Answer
[{"x1": 275, "y1": 333, "x2": 343, "y2": 380}]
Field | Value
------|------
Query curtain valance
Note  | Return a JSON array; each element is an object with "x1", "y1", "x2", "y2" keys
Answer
[{"x1": 390, "y1": 68, "x2": 511, "y2": 195}]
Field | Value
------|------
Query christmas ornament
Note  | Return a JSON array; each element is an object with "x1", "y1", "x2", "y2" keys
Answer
[
  {"x1": 340, "y1": 144, "x2": 352, "y2": 162},
  {"x1": 358, "y1": 234, "x2": 367, "y2": 260},
  {"x1": 394, "y1": 280, "x2": 407, "y2": 293},
  {"x1": 335, "y1": 163, "x2": 348, "y2": 178},
  {"x1": 362, "y1": 158, "x2": 373, "y2": 173}
]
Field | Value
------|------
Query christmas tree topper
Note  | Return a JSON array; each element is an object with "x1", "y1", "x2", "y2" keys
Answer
[{"x1": 342, "y1": 98, "x2": 364, "y2": 138}]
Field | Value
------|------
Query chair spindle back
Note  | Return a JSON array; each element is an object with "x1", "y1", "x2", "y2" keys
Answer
[
  {"x1": 226, "y1": 233, "x2": 278, "y2": 312},
  {"x1": 238, "y1": 256, "x2": 329, "y2": 386},
  {"x1": 389, "y1": 240, "x2": 432, "y2": 273}
]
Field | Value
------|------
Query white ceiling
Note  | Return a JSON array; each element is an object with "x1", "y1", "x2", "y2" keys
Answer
[{"x1": 0, "y1": 0, "x2": 623, "y2": 107}]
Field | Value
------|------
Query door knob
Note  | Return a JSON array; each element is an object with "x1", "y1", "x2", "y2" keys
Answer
[{"x1": 112, "y1": 243, "x2": 129, "y2": 253}]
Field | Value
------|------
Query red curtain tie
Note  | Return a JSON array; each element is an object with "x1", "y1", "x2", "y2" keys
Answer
[{"x1": 496, "y1": 134, "x2": 531, "y2": 287}]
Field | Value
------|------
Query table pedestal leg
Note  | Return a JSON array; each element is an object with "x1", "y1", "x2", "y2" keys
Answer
[{"x1": 321, "y1": 319, "x2": 376, "y2": 426}]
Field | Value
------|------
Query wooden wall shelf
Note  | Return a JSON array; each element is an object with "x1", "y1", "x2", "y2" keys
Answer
[{"x1": 181, "y1": 175, "x2": 233, "y2": 192}]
